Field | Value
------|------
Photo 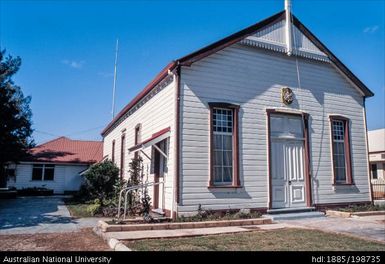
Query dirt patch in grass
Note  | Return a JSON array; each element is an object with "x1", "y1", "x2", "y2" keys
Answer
[
  {"x1": 124, "y1": 228, "x2": 384, "y2": 251},
  {"x1": 0, "y1": 228, "x2": 110, "y2": 251}
]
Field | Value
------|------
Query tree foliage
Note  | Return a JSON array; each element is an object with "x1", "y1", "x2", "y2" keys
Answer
[{"x1": 0, "y1": 50, "x2": 34, "y2": 187}]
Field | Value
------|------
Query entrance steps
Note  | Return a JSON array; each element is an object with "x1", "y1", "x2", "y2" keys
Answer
[{"x1": 263, "y1": 207, "x2": 325, "y2": 221}]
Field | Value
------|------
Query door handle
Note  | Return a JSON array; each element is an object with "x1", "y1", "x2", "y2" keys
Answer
[{"x1": 288, "y1": 180, "x2": 292, "y2": 185}]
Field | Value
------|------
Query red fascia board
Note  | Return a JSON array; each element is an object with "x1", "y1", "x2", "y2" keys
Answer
[
  {"x1": 177, "y1": 11, "x2": 285, "y2": 66},
  {"x1": 102, "y1": 9, "x2": 373, "y2": 137},
  {"x1": 101, "y1": 62, "x2": 177, "y2": 136},
  {"x1": 291, "y1": 15, "x2": 374, "y2": 97},
  {"x1": 128, "y1": 127, "x2": 170, "y2": 152},
  {"x1": 101, "y1": 12, "x2": 285, "y2": 137}
]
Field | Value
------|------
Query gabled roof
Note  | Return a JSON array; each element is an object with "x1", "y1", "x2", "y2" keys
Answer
[
  {"x1": 101, "y1": 10, "x2": 374, "y2": 136},
  {"x1": 26, "y1": 137, "x2": 103, "y2": 164}
]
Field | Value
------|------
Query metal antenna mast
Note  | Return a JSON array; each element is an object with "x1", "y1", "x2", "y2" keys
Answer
[{"x1": 111, "y1": 38, "x2": 119, "y2": 119}]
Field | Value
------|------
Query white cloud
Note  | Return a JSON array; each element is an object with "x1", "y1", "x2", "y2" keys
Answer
[
  {"x1": 363, "y1": 25, "x2": 379, "y2": 34},
  {"x1": 61, "y1": 59, "x2": 85, "y2": 69}
]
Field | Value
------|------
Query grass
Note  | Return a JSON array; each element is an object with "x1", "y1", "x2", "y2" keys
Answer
[
  {"x1": 338, "y1": 204, "x2": 385, "y2": 213},
  {"x1": 124, "y1": 228, "x2": 385, "y2": 251},
  {"x1": 65, "y1": 203, "x2": 93, "y2": 218},
  {"x1": 64, "y1": 198, "x2": 99, "y2": 218}
]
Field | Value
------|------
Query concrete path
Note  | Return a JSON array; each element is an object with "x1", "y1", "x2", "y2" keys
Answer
[
  {"x1": 0, "y1": 196, "x2": 107, "y2": 234},
  {"x1": 278, "y1": 215, "x2": 385, "y2": 243},
  {"x1": 104, "y1": 226, "x2": 252, "y2": 241},
  {"x1": 101, "y1": 215, "x2": 384, "y2": 244}
]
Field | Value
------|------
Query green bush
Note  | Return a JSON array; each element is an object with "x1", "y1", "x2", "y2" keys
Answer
[
  {"x1": 81, "y1": 160, "x2": 120, "y2": 206},
  {"x1": 86, "y1": 200, "x2": 101, "y2": 216}
]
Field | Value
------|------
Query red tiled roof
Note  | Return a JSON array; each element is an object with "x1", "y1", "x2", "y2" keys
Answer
[{"x1": 27, "y1": 137, "x2": 103, "y2": 164}]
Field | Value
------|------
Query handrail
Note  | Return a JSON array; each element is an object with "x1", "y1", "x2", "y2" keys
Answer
[{"x1": 117, "y1": 181, "x2": 164, "y2": 219}]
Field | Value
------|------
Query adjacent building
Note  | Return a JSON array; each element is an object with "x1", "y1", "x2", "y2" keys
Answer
[
  {"x1": 6, "y1": 137, "x2": 103, "y2": 194},
  {"x1": 368, "y1": 128, "x2": 385, "y2": 182}
]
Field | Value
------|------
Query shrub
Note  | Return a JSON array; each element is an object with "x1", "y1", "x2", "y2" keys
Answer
[
  {"x1": 86, "y1": 200, "x2": 101, "y2": 216},
  {"x1": 126, "y1": 156, "x2": 143, "y2": 214},
  {"x1": 81, "y1": 160, "x2": 120, "y2": 206}
]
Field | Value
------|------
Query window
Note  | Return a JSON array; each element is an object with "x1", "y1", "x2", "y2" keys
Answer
[
  {"x1": 134, "y1": 124, "x2": 141, "y2": 159},
  {"x1": 120, "y1": 134, "x2": 125, "y2": 179},
  {"x1": 330, "y1": 117, "x2": 352, "y2": 184},
  {"x1": 209, "y1": 103, "x2": 240, "y2": 187},
  {"x1": 371, "y1": 164, "x2": 378, "y2": 180},
  {"x1": 32, "y1": 164, "x2": 55, "y2": 181},
  {"x1": 135, "y1": 124, "x2": 141, "y2": 145},
  {"x1": 111, "y1": 140, "x2": 115, "y2": 163},
  {"x1": 5, "y1": 168, "x2": 16, "y2": 180}
]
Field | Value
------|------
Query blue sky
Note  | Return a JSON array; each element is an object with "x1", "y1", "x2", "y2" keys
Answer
[{"x1": 1, "y1": 0, "x2": 384, "y2": 144}]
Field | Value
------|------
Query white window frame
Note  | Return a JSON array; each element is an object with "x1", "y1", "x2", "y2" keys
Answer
[{"x1": 32, "y1": 164, "x2": 55, "y2": 181}]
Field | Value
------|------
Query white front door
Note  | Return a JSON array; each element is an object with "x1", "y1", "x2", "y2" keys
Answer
[{"x1": 270, "y1": 114, "x2": 307, "y2": 209}]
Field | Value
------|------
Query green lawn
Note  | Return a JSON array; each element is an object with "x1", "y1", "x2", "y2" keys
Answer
[
  {"x1": 65, "y1": 203, "x2": 93, "y2": 218},
  {"x1": 124, "y1": 228, "x2": 385, "y2": 251}
]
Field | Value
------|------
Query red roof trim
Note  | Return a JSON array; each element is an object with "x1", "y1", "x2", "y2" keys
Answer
[
  {"x1": 128, "y1": 127, "x2": 170, "y2": 152},
  {"x1": 101, "y1": 62, "x2": 177, "y2": 136},
  {"x1": 178, "y1": 11, "x2": 285, "y2": 66},
  {"x1": 291, "y1": 16, "x2": 373, "y2": 97},
  {"x1": 101, "y1": 10, "x2": 373, "y2": 137}
]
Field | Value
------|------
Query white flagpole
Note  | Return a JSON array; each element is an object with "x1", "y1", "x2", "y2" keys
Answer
[{"x1": 112, "y1": 38, "x2": 119, "y2": 119}]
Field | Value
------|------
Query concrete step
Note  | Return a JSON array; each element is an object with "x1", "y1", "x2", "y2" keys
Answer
[
  {"x1": 263, "y1": 211, "x2": 325, "y2": 221},
  {"x1": 151, "y1": 208, "x2": 165, "y2": 216},
  {"x1": 267, "y1": 207, "x2": 316, "y2": 214}
]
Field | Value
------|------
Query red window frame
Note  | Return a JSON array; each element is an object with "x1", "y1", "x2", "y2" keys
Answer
[
  {"x1": 208, "y1": 102, "x2": 240, "y2": 188},
  {"x1": 330, "y1": 116, "x2": 353, "y2": 185}
]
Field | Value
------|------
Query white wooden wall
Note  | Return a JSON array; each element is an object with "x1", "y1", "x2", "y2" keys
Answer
[
  {"x1": 178, "y1": 43, "x2": 370, "y2": 215},
  {"x1": 7, "y1": 163, "x2": 88, "y2": 194},
  {"x1": 103, "y1": 78, "x2": 176, "y2": 212}
]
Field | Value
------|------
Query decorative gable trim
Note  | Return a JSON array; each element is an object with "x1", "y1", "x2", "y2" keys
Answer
[{"x1": 239, "y1": 19, "x2": 330, "y2": 62}]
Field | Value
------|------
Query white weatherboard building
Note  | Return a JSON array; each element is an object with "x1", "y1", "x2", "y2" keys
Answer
[
  {"x1": 101, "y1": 6, "x2": 374, "y2": 217},
  {"x1": 368, "y1": 129, "x2": 385, "y2": 182},
  {"x1": 6, "y1": 137, "x2": 103, "y2": 194}
]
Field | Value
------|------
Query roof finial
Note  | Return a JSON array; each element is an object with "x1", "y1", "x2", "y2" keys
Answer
[{"x1": 285, "y1": 0, "x2": 293, "y2": 56}]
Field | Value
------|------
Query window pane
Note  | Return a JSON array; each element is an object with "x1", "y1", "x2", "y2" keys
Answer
[
  {"x1": 32, "y1": 167, "x2": 43, "y2": 181},
  {"x1": 44, "y1": 167, "x2": 55, "y2": 181},
  {"x1": 223, "y1": 167, "x2": 232, "y2": 183},
  {"x1": 213, "y1": 108, "x2": 232, "y2": 133},
  {"x1": 214, "y1": 134, "x2": 222, "y2": 150},
  {"x1": 214, "y1": 167, "x2": 222, "y2": 183},
  {"x1": 332, "y1": 120, "x2": 345, "y2": 141},
  {"x1": 223, "y1": 135, "x2": 232, "y2": 150},
  {"x1": 223, "y1": 151, "x2": 232, "y2": 166},
  {"x1": 214, "y1": 151, "x2": 222, "y2": 166},
  {"x1": 335, "y1": 167, "x2": 346, "y2": 182}
]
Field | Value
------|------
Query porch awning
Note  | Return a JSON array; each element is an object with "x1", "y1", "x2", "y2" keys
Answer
[{"x1": 128, "y1": 127, "x2": 170, "y2": 154}]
